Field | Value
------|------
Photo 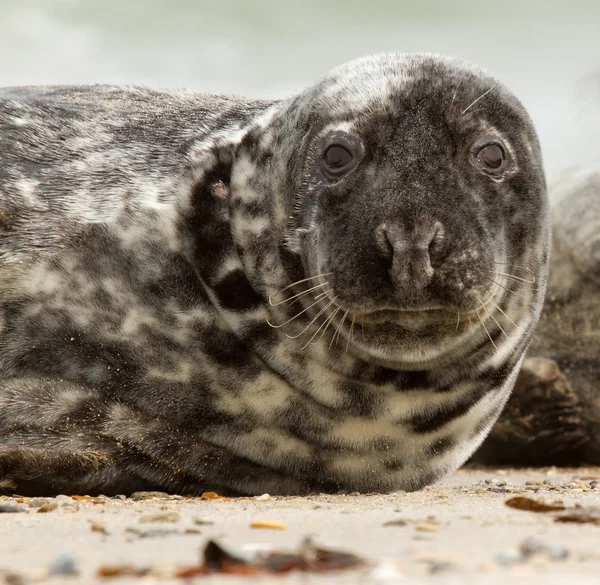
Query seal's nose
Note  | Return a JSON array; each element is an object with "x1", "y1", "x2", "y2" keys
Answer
[{"x1": 375, "y1": 221, "x2": 445, "y2": 292}]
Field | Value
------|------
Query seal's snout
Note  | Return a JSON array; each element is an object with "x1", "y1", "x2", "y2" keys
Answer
[{"x1": 375, "y1": 220, "x2": 445, "y2": 293}]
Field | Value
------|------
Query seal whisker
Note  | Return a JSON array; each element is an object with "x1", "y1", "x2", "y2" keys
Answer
[
  {"x1": 269, "y1": 281, "x2": 328, "y2": 307},
  {"x1": 475, "y1": 308, "x2": 499, "y2": 350},
  {"x1": 315, "y1": 306, "x2": 341, "y2": 346},
  {"x1": 485, "y1": 278, "x2": 529, "y2": 300},
  {"x1": 269, "y1": 273, "x2": 332, "y2": 304},
  {"x1": 449, "y1": 89, "x2": 458, "y2": 115},
  {"x1": 346, "y1": 313, "x2": 357, "y2": 352},
  {"x1": 477, "y1": 295, "x2": 507, "y2": 337},
  {"x1": 483, "y1": 286, "x2": 520, "y2": 329},
  {"x1": 461, "y1": 82, "x2": 498, "y2": 115},
  {"x1": 456, "y1": 311, "x2": 461, "y2": 330},
  {"x1": 330, "y1": 309, "x2": 349, "y2": 349},
  {"x1": 299, "y1": 298, "x2": 341, "y2": 349},
  {"x1": 266, "y1": 291, "x2": 330, "y2": 328},
  {"x1": 494, "y1": 262, "x2": 534, "y2": 275},
  {"x1": 285, "y1": 295, "x2": 338, "y2": 340},
  {"x1": 494, "y1": 271, "x2": 536, "y2": 285}
]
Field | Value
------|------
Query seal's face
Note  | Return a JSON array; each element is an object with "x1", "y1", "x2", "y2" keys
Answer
[{"x1": 261, "y1": 54, "x2": 548, "y2": 366}]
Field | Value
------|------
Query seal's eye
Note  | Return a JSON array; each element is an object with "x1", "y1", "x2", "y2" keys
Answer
[
  {"x1": 323, "y1": 145, "x2": 354, "y2": 175},
  {"x1": 474, "y1": 141, "x2": 507, "y2": 174}
]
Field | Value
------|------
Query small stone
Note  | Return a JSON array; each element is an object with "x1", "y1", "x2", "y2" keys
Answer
[
  {"x1": 139, "y1": 512, "x2": 180, "y2": 523},
  {"x1": 193, "y1": 517, "x2": 215, "y2": 526},
  {"x1": 495, "y1": 550, "x2": 522, "y2": 566},
  {"x1": 0, "y1": 504, "x2": 27, "y2": 513},
  {"x1": 54, "y1": 494, "x2": 73, "y2": 504},
  {"x1": 201, "y1": 491, "x2": 226, "y2": 501},
  {"x1": 48, "y1": 553, "x2": 79, "y2": 576},
  {"x1": 520, "y1": 537, "x2": 569, "y2": 561},
  {"x1": 249, "y1": 520, "x2": 287, "y2": 530},
  {"x1": 131, "y1": 491, "x2": 170, "y2": 500},
  {"x1": 89, "y1": 520, "x2": 108, "y2": 534},
  {"x1": 28, "y1": 498, "x2": 51, "y2": 508},
  {"x1": 415, "y1": 522, "x2": 439, "y2": 532},
  {"x1": 427, "y1": 560, "x2": 454, "y2": 574},
  {"x1": 254, "y1": 493, "x2": 271, "y2": 501},
  {"x1": 383, "y1": 519, "x2": 408, "y2": 527},
  {"x1": 138, "y1": 528, "x2": 180, "y2": 538},
  {"x1": 37, "y1": 502, "x2": 59, "y2": 513}
]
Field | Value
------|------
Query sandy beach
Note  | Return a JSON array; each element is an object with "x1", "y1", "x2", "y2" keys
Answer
[{"x1": 1, "y1": 467, "x2": 599, "y2": 584}]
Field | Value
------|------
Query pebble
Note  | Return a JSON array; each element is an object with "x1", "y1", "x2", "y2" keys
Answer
[
  {"x1": 139, "y1": 512, "x2": 180, "y2": 523},
  {"x1": 520, "y1": 537, "x2": 569, "y2": 561},
  {"x1": 495, "y1": 549, "x2": 522, "y2": 567},
  {"x1": 427, "y1": 560, "x2": 454, "y2": 574},
  {"x1": 254, "y1": 493, "x2": 271, "y2": 501},
  {"x1": 384, "y1": 519, "x2": 408, "y2": 527},
  {"x1": 131, "y1": 491, "x2": 171, "y2": 500},
  {"x1": 48, "y1": 553, "x2": 79, "y2": 576},
  {"x1": 249, "y1": 520, "x2": 287, "y2": 530},
  {"x1": 0, "y1": 504, "x2": 27, "y2": 514},
  {"x1": 37, "y1": 502, "x2": 59, "y2": 513},
  {"x1": 89, "y1": 520, "x2": 108, "y2": 534},
  {"x1": 28, "y1": 498, "x2": 51, "y2": 508},
  {"x1": 415, "y1": 522, "x2": 439, "y2": 532},
  {"x1": 54, "y1": 495, "x2": 73, "y2": 504},
  {"x1": 127, "y1": 528, "x2": 180, "y2": 538}
]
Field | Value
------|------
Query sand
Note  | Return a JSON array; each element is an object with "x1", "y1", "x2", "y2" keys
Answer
[{"x1": 1, "y1": 467, "x2": 600, "y2": 585}]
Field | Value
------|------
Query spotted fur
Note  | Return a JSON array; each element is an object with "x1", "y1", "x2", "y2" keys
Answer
[{"x1": 0, "y1": 54, "x2": 549, "y2": 496}]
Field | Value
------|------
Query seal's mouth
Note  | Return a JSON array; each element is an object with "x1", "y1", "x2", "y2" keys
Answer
[{"x1": 330, "y1": 291, "x2": 501, "y2": 326}]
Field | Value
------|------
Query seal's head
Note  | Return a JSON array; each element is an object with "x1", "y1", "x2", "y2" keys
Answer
[{"x1": 230, "y1": 53, "x2": 549, "y2": 369}]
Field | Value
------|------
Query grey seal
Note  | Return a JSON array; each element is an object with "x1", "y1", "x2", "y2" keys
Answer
[
  {"x1": 0, "y1": 53, "x2": 549, "y2": 496},
  {"x1": 475, "y1": 167, "x2": 600, "y2": 465}
]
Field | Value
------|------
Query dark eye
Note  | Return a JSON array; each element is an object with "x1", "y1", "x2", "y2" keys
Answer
[
  {"x1": 323, "y1": 145, "x2": 354, "y2": 175},
  {"x1": 476, "y1": 143, "x2": 506, "y2": 172}
]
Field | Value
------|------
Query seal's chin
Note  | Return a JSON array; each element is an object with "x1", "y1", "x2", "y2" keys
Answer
[{"x1": 324, "y1": 297, "x2": 502, "y2": 368}]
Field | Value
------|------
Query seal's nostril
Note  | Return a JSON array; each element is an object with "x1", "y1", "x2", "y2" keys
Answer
[
  {"x1": 375, "y1": 223, "x2": 395, "y2": 265},
  {"x1": 428, "y1": 222, "x2": 446, "y2": 265}
]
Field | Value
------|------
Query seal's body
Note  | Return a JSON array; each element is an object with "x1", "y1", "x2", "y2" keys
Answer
[{"x1": 0, "y1": 54, "x2": 549, "y2": 496}]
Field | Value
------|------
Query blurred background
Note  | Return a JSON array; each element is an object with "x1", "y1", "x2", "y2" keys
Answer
[{"x1": 1, "y1": 0, "x2": 599, "y2": 182}]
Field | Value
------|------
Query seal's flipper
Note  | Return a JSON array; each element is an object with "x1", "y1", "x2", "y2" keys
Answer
[{"x1": 471, "y1": 357, "x2": 588, "y2": 466}]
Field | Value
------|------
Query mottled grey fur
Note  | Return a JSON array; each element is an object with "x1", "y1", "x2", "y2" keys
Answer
[
  {"x1": 0, "y1": 54, "x2": 549, "y2": 496},
  {"x1": 477, "y1": 168, "x2": 600, "y2": 465}
]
